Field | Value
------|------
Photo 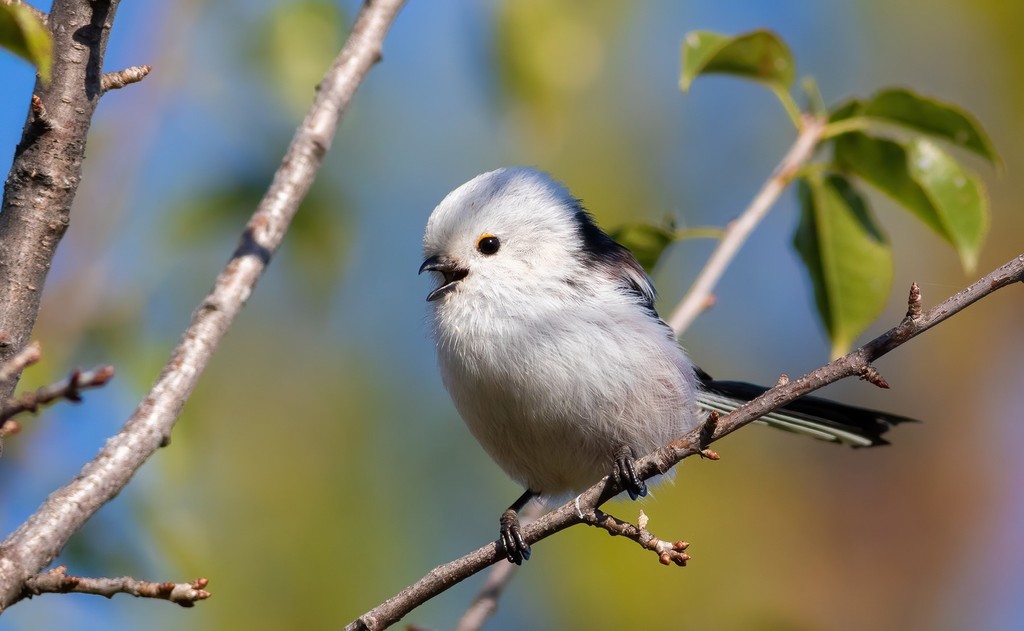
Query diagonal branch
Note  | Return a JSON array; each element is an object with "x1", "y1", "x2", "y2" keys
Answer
[
  {"x1": 21, "y1": 566, "x2": 209, "y2": 607},
  {"x1": 0, "y1": 0, "x2": 407, "y2": 611},
  {"x1": 666, "y1": 114, "x2": 827, "y2": 335},
  {"x1": 346, "y1": 253, "x2": 1024, "y2": 631}
]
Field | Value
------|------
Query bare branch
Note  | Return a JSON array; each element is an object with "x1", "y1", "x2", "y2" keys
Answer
[
  {"x1": 0, "y1": 348, "x2": 111, "y2": 456},
  {"x1": 100, "y1": 65, "x2": 152, "y2": 93},
  {"x1": 0, "y1": 0, "x2": 407, "y2": 611},
  {"x1": 0, "y1": 341, "x2": 40, "y2": 389},
  {"x1": 21, "y1": 566, "x2": 209, "y2": 607},
  {"x1": 1, "y1": 365, "x2": 115, "y2": 423},
  {"x1": 666, "y1": 115, "x2": 827, "y2": 335},
  {"x1": 584, "y1": 509, "x2": 690, "y2": 567},
  {"x1": 0, "y1": 0, "x2": 46, "y2": 25},
  {"x1": 346, "y1": 253, "x2": 1024, "y2": 631},
  {"x1": 0, "y1": 0, "x2": 121, "y2": 401}
]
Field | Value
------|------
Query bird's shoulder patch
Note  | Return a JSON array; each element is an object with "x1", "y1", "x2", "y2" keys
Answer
[{"x1": 570, "y1": 201, "x2": 658, "y2": 313}]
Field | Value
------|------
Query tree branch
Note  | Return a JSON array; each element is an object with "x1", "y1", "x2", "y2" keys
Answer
[
  {"x1": 0, "y1": 0, "x2": 407, "y2": 611},
  {"x1": 666, "y1": 114, "x2": 827, "y2": 335},
  {"x1": 21, "y1": 566, "x2": 209, "y2": 607},
  {"x1": 0, "y1": 0, "x2": 121, "y2": 402},
  {"x1": 583, "y1": 508, "x2": 691, "y2": 566},
  {"x1": 1, "y1": 364, "x2": 114, "y2": 423},
  {"x1": 347, "y1": 253, "x2": 1024, "y2": 631}
]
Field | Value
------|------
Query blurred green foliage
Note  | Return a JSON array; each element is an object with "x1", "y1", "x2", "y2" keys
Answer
[
  {"x1": 495, "y1": 0, "x2": 630, "y2": 125},
  {"x1": 251, "y1": 0, "x2": 348, "y2": 117}
]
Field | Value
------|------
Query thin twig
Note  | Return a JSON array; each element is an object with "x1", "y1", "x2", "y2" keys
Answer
[
  {"x1": 0, "y1": 341, "x2": 40, "y2": 389},
  {"x1": 100, "y1": 65, "x2": 152, "y2": 93},
  {"x1": 346, "y1": 253, "x2": 1024, "y2": 631},
  {"x1": 584, "y1": 509, "x2": 690, "y2": 566},
  {"x1": 0, "y1": 365, "x2": 115, "y2": 423},
  {"x1": 666, "y1": 114, "x2": 827, "y2": 335},
  {"x1": 0, "y1": 0, "x2": 407, "y2": 610},
  {"x1": 21, "y1": 566, "x2": 209, "y2": 607}
]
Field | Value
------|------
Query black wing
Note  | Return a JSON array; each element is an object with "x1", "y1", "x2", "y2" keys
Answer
[{"x1": 695, "y1": 367, "x2": 916, "y2": 447}]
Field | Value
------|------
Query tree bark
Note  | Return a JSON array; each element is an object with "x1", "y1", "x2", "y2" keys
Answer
[{"x1": 0, "y1": 0, "x2": 120, "y2": 401}]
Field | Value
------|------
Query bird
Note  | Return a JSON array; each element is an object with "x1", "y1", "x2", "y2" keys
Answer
[{"x1": 419, "y1": 167, "x2": 913, "y2": 565}]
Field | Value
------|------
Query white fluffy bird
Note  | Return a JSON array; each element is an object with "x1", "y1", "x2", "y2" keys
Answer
[{"x1": 420, "y1": 167, "x2": 911, "y2": 564}]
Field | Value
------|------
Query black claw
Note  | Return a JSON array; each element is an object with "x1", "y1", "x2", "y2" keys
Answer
[
  {"x1": 499, "y1": 508, "x2": 531, "y2": 565},
  {"x1": 614, "y1": 447, "x2": 647, "y2": 500}
]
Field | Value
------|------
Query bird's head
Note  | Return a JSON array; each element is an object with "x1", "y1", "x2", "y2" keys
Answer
[{"x1": 420, "y1": 167, "x2": 652, "y2": 308}]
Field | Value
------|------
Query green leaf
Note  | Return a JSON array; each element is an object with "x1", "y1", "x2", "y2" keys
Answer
[
  {"x1": 680, "y1": 29, "x2": 794, "y2": 93},
  {"x1": 862, "y1": 88, "x2": 999, "y2": 165},
  {"x1": 0, "y1": 3, "x2": 51, "y2": 82},
  {"x1": 905, "y1": 138, "x2": 988, "y2": 271},
  {"x1": 834, "y1": 132, "x2": 944, "y2": 233},
  {"x1": 834, "y1": 132, "x2": 988, "y2": 271},
  {"x1": 794, "y1": 175, "x2": 893, "y2": 357},
  {"x1": 612, "y1": 222, "x2": 676, "y2": 273},
  {"x1": 828, "y1": 98, "x2": 863, "y2": 123}
]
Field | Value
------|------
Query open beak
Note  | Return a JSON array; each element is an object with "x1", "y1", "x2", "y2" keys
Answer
[{"x1": 419, "y1": 254, "x2": 468, "y2": 302}]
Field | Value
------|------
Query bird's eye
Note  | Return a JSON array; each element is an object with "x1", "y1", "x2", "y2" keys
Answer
[{"x1": 477, "y1": 234, "x2": 500, "y2": 255}]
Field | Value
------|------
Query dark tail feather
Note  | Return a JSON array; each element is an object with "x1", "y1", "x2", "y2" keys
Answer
[{"x1": 695, "y1": 367, "x2": 916, "y2": 448}]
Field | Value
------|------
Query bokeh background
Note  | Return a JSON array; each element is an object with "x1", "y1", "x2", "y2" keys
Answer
[{"x1": 1, "y1": 0, "x2": 1022, "y2": 629}]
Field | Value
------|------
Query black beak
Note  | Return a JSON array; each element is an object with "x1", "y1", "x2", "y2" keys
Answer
[{"x1": 419, "y1": 254, "x2": 468, "y2": 302}]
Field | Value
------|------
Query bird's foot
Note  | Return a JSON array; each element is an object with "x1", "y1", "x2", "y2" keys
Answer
[
  {"x1": 499, "y1": 508, "x2": 531, "y2": 565},
  {"x1": 614, "y1": 446, "x2": 648, "y2": 500}
]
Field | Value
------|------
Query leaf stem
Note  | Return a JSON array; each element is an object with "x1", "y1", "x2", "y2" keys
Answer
[
  {"x1": 773, "y1": 86, "x2": 804, "y2": 129},
  {"x1": 821, "y1": 116, "x2": 871, "y2": 140}
]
